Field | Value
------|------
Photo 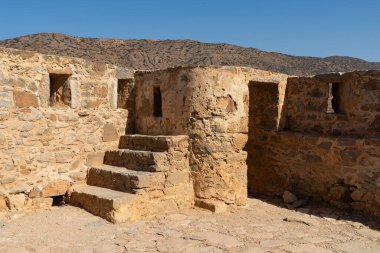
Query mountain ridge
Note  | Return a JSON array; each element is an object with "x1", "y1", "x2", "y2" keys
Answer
[{"x1": 0, "y1": 33, "x2": 379, "y2": 76}]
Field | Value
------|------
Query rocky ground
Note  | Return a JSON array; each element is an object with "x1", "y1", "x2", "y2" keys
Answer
[{"x1": 0, "y1": 196, "x2": 379, "y2": 253}]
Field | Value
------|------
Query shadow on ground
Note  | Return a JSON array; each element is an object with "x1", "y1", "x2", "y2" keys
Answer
[{"x1": 249, "y1": 193, "x2": 380, "y2": 232}]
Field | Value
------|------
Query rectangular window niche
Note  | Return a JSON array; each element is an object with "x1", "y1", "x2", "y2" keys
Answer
[{"x1": 49, "y1": 73, "x2": 72, "y2": 107}]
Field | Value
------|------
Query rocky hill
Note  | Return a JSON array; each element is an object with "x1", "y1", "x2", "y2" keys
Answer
[{"x1": 1, "y1": 33, "x2": 379, "y2": 76}]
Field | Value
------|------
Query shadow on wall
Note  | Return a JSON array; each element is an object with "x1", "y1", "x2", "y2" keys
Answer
[
  {"x1": 246, "y1": 71, "x2": 380, "y2": 219},
  {"x1": 246, "y1": 80, "x2": 288, "y2": 195},
  {"x1": 118, "y1": 78, "x2": 136, "y2": 134}
]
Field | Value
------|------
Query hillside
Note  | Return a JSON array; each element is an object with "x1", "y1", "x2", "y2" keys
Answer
[{"x1": 1, "y1": 33, "x2": 379, "y2": 76}]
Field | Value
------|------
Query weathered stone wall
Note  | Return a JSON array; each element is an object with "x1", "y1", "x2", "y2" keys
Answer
[
  {"x1": 135, "y1": 68, "x2": 193, "y2": 135},
  {"x1": 0, "y1": 47, "x2": 134, "y2": 210},
  {"x1": 135, "y1": 66, "x2": 287, "y2": 209},
  {"x1": 284, "y1": 71, "x2": 380, "y2": 137},
  {"x1": 248, "y1": 70, "x2": 380, "y2": 217}
]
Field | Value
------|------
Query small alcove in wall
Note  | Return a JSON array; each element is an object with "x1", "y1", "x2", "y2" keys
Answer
[
  {"x1": 153, "y1": 86, "x2": 163, "y2": 117},
  {"x1": 117, "y1": 79, "x2": 134, "y2": 109},
  {"x1": 327, "y1": 82, "x2": 345, "y2": 114},
  {"x1": 49, "y1": 73, "x2": 72, "y2": 107}
]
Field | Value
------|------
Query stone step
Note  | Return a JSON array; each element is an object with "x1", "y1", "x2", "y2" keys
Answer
[
  {"x1": 87, "y1": 165, "x2": 165, "y2": 193},
  {"x1": 119, "y1": 134, "x2": 189, "y2": 152},
  {"x1": 69, "y1": 184, "x2": 135, "y2": 223},
  {"x1": 104, "y1": 149, "x2": 169, "y2": 172}
]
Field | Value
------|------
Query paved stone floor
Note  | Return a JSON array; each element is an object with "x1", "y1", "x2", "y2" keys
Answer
[{"x1": 0, "y1": 196, "x2": 380, "y2": 253}]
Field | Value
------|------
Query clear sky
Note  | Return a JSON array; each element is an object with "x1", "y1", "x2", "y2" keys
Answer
[{"x1": 0, "y1": 0, "x2": 379, "y2": 61}]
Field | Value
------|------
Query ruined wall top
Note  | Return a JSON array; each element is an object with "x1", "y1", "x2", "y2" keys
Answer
[
  {"x1": 0, "y1": 46, "x2": 134, "y2": 109},
  {"x1": 134, "y1": 66, "x2": 288, "y2": 135},
  {"x1": 284, "y1": 70, "x2": 380, "y2": 137}
]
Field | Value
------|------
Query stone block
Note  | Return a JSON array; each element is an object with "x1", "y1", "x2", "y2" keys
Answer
[
  {"x1": 282, "y1": 191, "x2": 298, "y2": 204},
  {"x1": 17, "y1": 107, "x2": 43, "y2": 121},
  {"x1": 8, "y1": 193, "x2": 26, "y2": 210},
  {"x1": 0, "y1": 111, "x2": 10, "y2": 121},
  {"x1": 13, "y1": 90, "x2": 38, "y2": 108},
  {"x1": 0, "y1": 195, "x2": 9, "y2": 211},
  {"x1": 41, "y1": 181, "x2": 70, "y2": 197},
  {"x1": 86, "y1": 98, "x2": 103, "y2": 108},
  {"x1": 340, "y1": 148, "x2": 361, "y2": 163},
  {"x1": 86, "y1": 152, "x2": 105, "y2": 166},
  {"x1": 350, "y1": 189, "x2": 364, "y2": 201},
  {"x1": 165, "y1": 172, "x2": 190, "y2": 187},
  {"x1": 69, "y1": 171, "x2": 86, "y2": 181},
  {"x1": 329, "y1": 186, "x2": 347, "y2": 200},
  {"x1": 27, "y1": 197, "x2": 53, "y2": 208},
  {"x1": 57, "y1": 111, "x2": 79, "y2": 122},
  {"x1": 195, "y1": 199, "x2": 227, "y2": 213},
  {"x1": 28, "y1": 186, "x2": 42, "y2": 198},
  {"x1": 102, "y1": 123, "x2": 119, "y2": 142},
  {"x1": 0, "y1": 177, "x2": 16, "y2": 185},
  {"x1": 94, "y1": 86, "x2": 108, "y2": 98},
  {"x1": 55, "y1": 151, "x2": 73, "y2": 163}
]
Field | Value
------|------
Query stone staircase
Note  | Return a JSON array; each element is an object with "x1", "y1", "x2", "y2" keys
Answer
[{"x1": 69, "y1": 134, "x2": 194, "y2": 223}]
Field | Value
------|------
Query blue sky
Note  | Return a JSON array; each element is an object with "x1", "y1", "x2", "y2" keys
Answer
[{"x1": 0, "y1": 0, "x2": 379, "y2": 61}]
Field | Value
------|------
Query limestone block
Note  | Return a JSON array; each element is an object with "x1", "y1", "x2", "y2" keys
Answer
[
  {"x1": 57, "y1": 111, "x2": 79, "y2": 122},
  {"x1": 86, "y1": 152, "x2": 105, "y2": 166},
  {"x1": 55, "y1": 151, "x2": 73, "y2": 163},
  {"x1": 9, "y1": 184, "x2": 28, "y2": 194},
  {"x1": 36, "y1": 152, "x2": 55, "y2": 163},
  {"x1": 102, "y1": 123, "x2": 118, "y2": 142},
  {"x1": 26, "y1": 197, "x2": 53, "y2": 208},
  {"x1": 195, "y1": 199, "x2": 227, "y2": 213},
  {"x1": 13, "y1": 90, "x2": 38, "y2": 108},
  {"x1": 165, "y1": 172, "x2": 190, "y2": 187},
  {"x1": 0, "y1": 177, "x2": 16, "y2": 185},
  {"x1": 28, "y1": 186, "x2": 42, "y2": 198},
  {"x1": 12, "y1": 122, "x2": 34, "y2": 132},
  {"x1": 0, "y1": 195, "x2": 9, "y2": 211},
  {"x1": 0, "y1": 111, "x2": 10, "y2": 121},
  {"x1": 86, "y1": 98, "x2": 103, "y2": 108},
  {"x1": 47, "y1": 67, "x2": 73, "y2": 75},
  {"x1": 0, "y1": 132, "x2": 7, "y2": 146},
  {"x1": 69, "y1": 171, "x2": 86, "y2": 181},
  {"x1": 17, "y1": 107, "x2": 43, "y2": 121},
  {"x1": 94, "y1": 86, "x2": 108, "y2": 98},
  {"x1": 0, "y1": 91, "x2": 13, "y2": 109},
  {"x1": 8, "y1": 193, "x2": 26, "y2": 210},
  {"x1": 41, "y1": 181, "x2": 70, "y2": 197}
]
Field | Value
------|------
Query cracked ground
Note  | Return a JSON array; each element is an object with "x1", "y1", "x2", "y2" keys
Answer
[{"x1": 0, "y1": 197, "x2": 379, "y2": 253}]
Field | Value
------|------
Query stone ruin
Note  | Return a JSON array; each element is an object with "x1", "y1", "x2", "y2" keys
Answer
[{"x1": 0, "y1": 46, "x2": 379, "y2": 222}]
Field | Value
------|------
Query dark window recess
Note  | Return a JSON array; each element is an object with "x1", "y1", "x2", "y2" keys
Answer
[
  {"x1": 153, "y1": 86, "x2": 163, "y2": 117},
  {"x1": 327, "y1": 82, "x2": 344, "y2": 114},
  {"x1": 117, "y1": 79, "x2": 134, "y2": 109},
  {"x1": 49, "y1": 74, "x2": 71, "y2": 107}
]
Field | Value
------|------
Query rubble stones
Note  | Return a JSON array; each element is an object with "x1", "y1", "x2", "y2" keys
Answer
[{"x1": 282, "y1": 191, "x2": 298, "y2": 204}]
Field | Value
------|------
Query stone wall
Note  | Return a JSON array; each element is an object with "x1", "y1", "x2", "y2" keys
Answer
[
  {"x1": 284, "y1": 71, "x2": 380, "y2": 137},
  {"x1": 135, "y1": 66, "x2": 287, "y2": 209},
  {"x1": 248, "y1": 70, "x2": 380, "y2": 217},
  {"x1": 0, "y1": 47, "x2": 134, "y2": 210}
]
